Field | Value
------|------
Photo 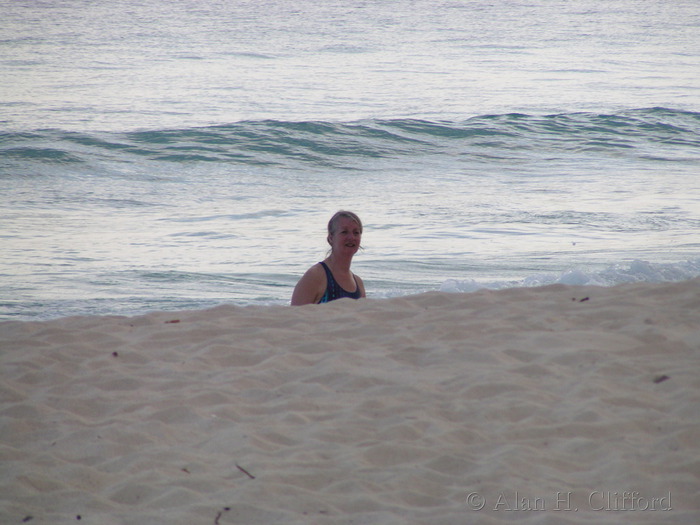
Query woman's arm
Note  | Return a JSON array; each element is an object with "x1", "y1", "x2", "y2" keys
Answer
[
  {"x1": 355, "y1": 274, "x2": 366, "y2": 298},
  {"x1": 291, "y1": 264, "x2": 326, "y2": 305}
]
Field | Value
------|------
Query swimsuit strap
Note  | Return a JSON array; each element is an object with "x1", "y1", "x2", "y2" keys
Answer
[{"x1": 318, "y1": 261, "x2": 361, "y2": 303}]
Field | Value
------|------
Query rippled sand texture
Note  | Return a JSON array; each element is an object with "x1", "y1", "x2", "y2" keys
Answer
[{"x1": 2, "y1": 280, "x2": 699, "y2": 524}]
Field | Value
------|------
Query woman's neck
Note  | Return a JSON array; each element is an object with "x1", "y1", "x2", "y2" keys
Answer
[{"x1": 326, "y1": 253, "x2": 352, "y2": 273}]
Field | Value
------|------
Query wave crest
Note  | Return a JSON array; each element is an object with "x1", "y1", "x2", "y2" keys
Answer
[{"x1": 2, "y1": 108, "x2": 698, "y2": 169}]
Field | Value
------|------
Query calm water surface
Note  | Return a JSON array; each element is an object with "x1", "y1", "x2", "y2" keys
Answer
[{"x1": 1, "y1": 0, "x2": 699, "y2": 319}]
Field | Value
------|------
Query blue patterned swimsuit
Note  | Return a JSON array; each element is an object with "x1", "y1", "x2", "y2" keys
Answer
[{"x1": 318, "y1": 262, "x2": 362, "y2": 303}]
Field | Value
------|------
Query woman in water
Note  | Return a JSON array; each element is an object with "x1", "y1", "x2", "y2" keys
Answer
[{"x1": 291, "y1": 210, "x2": 366, "y2": 305}]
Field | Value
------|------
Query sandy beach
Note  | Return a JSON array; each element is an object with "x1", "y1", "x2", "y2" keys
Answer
[{"x1": 2, "y1": 280, "x2": 699, "y2": 524}]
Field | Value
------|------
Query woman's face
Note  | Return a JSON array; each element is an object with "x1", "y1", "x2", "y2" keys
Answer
[{"x1": 329, "y1": 217, "x2": 362, "y2": 256}]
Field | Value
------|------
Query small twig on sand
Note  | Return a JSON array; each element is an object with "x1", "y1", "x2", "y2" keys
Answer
[
  {"x1": 236, "y1": 464, "x2": 255, "y2": 479},
  {"x1": 214, "y1": 507, "x2": 231, "y2": 524}
]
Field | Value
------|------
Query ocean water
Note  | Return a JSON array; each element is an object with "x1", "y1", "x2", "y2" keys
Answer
[{"x1": 1, "y1": 0, "x2": 699, "y2": 320}]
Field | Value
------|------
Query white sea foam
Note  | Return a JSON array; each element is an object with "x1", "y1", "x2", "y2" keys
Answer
[{"x1": 440, "y1": 258, "x2": 700, "y2": 293}]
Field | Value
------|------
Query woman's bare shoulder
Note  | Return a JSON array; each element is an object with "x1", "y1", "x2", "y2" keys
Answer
[{"x1": 291, "y1": 263, "x2": 327, "y2": 305}]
